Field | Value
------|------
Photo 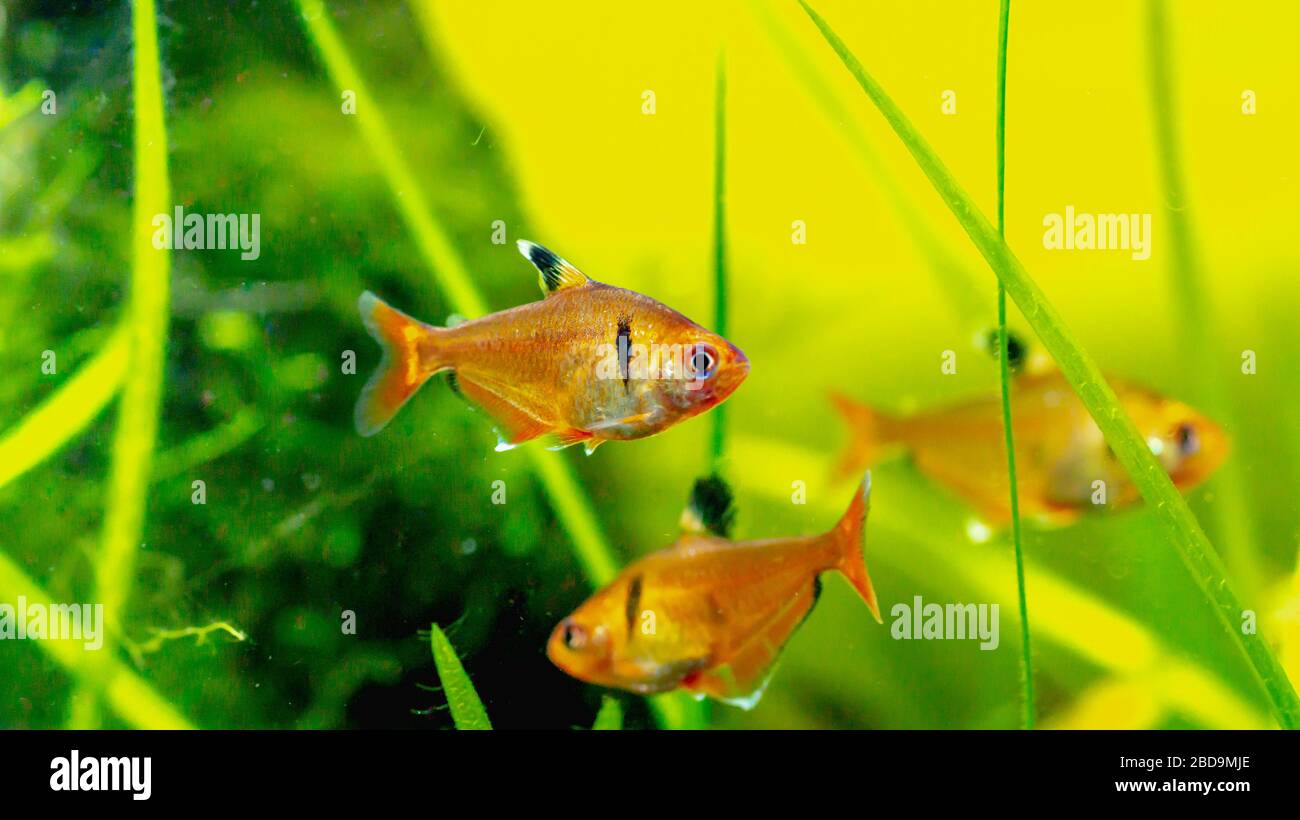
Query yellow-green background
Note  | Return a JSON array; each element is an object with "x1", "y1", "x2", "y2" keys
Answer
[{"x1": 1, "y1": 0, "x2": 1297, "y2": 728}]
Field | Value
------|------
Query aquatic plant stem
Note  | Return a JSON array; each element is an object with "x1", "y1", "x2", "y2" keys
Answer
[
  {"x1": 994, "y1": 0, "x2": 1034, "y2": 731},
  {"x1": 799, "y1": 0, "x2": 1300, "y2": 728},
  {"x1": 300, "y1": 0, "x2": 702, "y2": 727},
  {"x1": 710, "y1": 52, "x2": 728, "y2": 471},
  {"x1": 0, "y1": 324, "x2": 129, "y2": 491},
  {"x1": 99, "y1": 0, "x2": 173, "y2": 623},
  {"x1": 68, "y1": 0, "x2": 175, "y2": 729}
]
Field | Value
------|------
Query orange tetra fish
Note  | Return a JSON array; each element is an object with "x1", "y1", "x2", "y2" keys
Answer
[
  {"x1": 547, "y1": 473, "x2": 881, "y2": 708},
  {"x1": 355, "y1": 241, "x2": 749, "y2": 453},
  {"x1": 831, "y1": 370, "x2": 1229, "y2": 526}
]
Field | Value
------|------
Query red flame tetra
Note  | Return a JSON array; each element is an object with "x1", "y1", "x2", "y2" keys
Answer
[{"x1": 355, "y1": 241, "x2": 748, "y2": 454}]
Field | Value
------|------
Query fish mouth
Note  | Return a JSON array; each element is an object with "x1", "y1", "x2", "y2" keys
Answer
[{"x1": 716, "y1": 345, "x2": 750, "y2": 397}]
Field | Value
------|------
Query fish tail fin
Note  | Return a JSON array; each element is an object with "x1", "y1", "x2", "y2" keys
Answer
[
  {"x1": 827, "y1": 471, "x2": 881, "y2": 623},
  {"x1": 355, "y1": 291, "x2": 445, "y2": 437},
  {"x1": 829, "y1": 391, "x2": 896, "y2": 482}
]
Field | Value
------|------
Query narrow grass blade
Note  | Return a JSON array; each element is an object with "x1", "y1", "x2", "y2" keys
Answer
[
  {"x1": 993, "y1": 0, "x2": 1034, "y2": 730},
  {"x1": 96, "y1": 0, "x2": 173, "y2": 633},
  {"x1": 710, "y1": 51, "x2": 728, "y2": 469},
  {"x1": 429, "y1": 623, "x2": 492, "y2": 730},
  {"x1": 0, "y1": 323, "x2": 129, "y2": 491},
  {"x1": 0, "y1": 551, "x2": 194, "y2": 729},
  {"x1": 301, "y1": 0, "x2": 702, "y2": 727},
  {"x1": 592, "y1": 695, "x2": 623, "y2": 730},
  {"x1": 798, "y1": 0, "x2": 1300, "y2": 728},
  {"x1": 64, "y1": 0, "x2": 176, "y2": 730}
]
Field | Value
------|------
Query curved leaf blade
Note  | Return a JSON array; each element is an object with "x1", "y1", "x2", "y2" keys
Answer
[{"x1": 429, "y1": 623, "x2": 492, "y2": 730}]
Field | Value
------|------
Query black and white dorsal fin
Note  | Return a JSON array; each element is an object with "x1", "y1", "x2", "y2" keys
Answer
[
  {"x1": 517, "y1": 240, "x2": 590, "y2": 296},
  {"x1": 679, "y1": 474, "x2": 736, "y2": 539}
]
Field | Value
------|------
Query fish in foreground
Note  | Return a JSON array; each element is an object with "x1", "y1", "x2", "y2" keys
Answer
[
  {"x1": 354, "y1": 241, "x2": 749, "y2": 453},
  {"x1": 547, "y1": 472, "x2": 880, "y2": 708},
  {"x1": 830, "y1": 370, "x2": 1229, "y2": 526}
]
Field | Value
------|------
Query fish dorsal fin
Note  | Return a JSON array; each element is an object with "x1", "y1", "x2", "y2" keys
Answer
[
  {"x1": 517, "y1": 240, "x2": 590, "y2": 296},
  {"x1": 679, "y1": 474, "x2": 735, "y2": 538},
  {"x1": 984, "y1": 327, "x2": 1056, "y2": 380}
]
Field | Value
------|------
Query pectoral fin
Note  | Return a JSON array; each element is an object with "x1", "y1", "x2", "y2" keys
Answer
[{"x1": 683, "y1": 578, "x2": 820, "y2": 709}]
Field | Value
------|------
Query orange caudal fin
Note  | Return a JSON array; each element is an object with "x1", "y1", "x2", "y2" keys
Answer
[
  {"x1": 827, "y1": 471, "x2": 881, "y2": 623},
  {"x1": 355, "y1": 291, "x2": 445, "y2": 437},
  {"x1": 829, "y1": 392, "x2": 897, "y2": 482}
]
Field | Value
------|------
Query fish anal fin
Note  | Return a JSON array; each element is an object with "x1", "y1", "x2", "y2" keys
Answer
[
  {"x1": 545, "y1": 428, "x2": 594, "y2": 451},
  {"x1": 517, "y1": 240, "x2": 591, "y2": 295},
  {"x1": 454, "y1": 373, "x2": 551, "y2": 449},
  {"x1": 684, "y1": 579, "x2": 818, "y2": 709}
]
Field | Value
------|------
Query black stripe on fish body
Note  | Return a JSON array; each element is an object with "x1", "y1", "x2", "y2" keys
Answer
[
  {"x1": 617, "y1": 316, "x2": 632, "y2": 390},
  {"x1": 625, "y1": 574, "x2": 643, "y2": 638}
]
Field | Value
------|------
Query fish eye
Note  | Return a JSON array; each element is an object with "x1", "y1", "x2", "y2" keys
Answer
[
  {"x1": 1175, "y1": 422, "x2": 1199, "y2": 457},
  {"x1": 561, "y1": 620, "x2": 588, "y2": 651},
  {"x1": 688, "y1": 344, "x2": 718, "y2": 380}
]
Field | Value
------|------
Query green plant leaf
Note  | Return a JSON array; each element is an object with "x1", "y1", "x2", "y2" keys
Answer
[
  {"x1": 429, "y1": 624, "x2": 492, "y2": 730},
  {"x1": 63, "y1": 0, "x2": 177, "y2": 730},
  {"x1": 592, "y1": 696, "x2": 623, "y2": 730},
  {"x1": 710, "y1": 51, "x2": 729, "y2": 469},
  {"x1": 97, "y1": 0, "x2": 173, "y2": 631},
  {"x1": 798, "y1": 0, "x2": 1300, "y2": 728},
  {"x1": 0, "y1": 323, "x2": 129, "y2": 492}
]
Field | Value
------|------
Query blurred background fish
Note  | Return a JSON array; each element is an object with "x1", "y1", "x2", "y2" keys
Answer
[{"x1": 829, "y1": 370, "x2": 1229, "y2": 526}]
